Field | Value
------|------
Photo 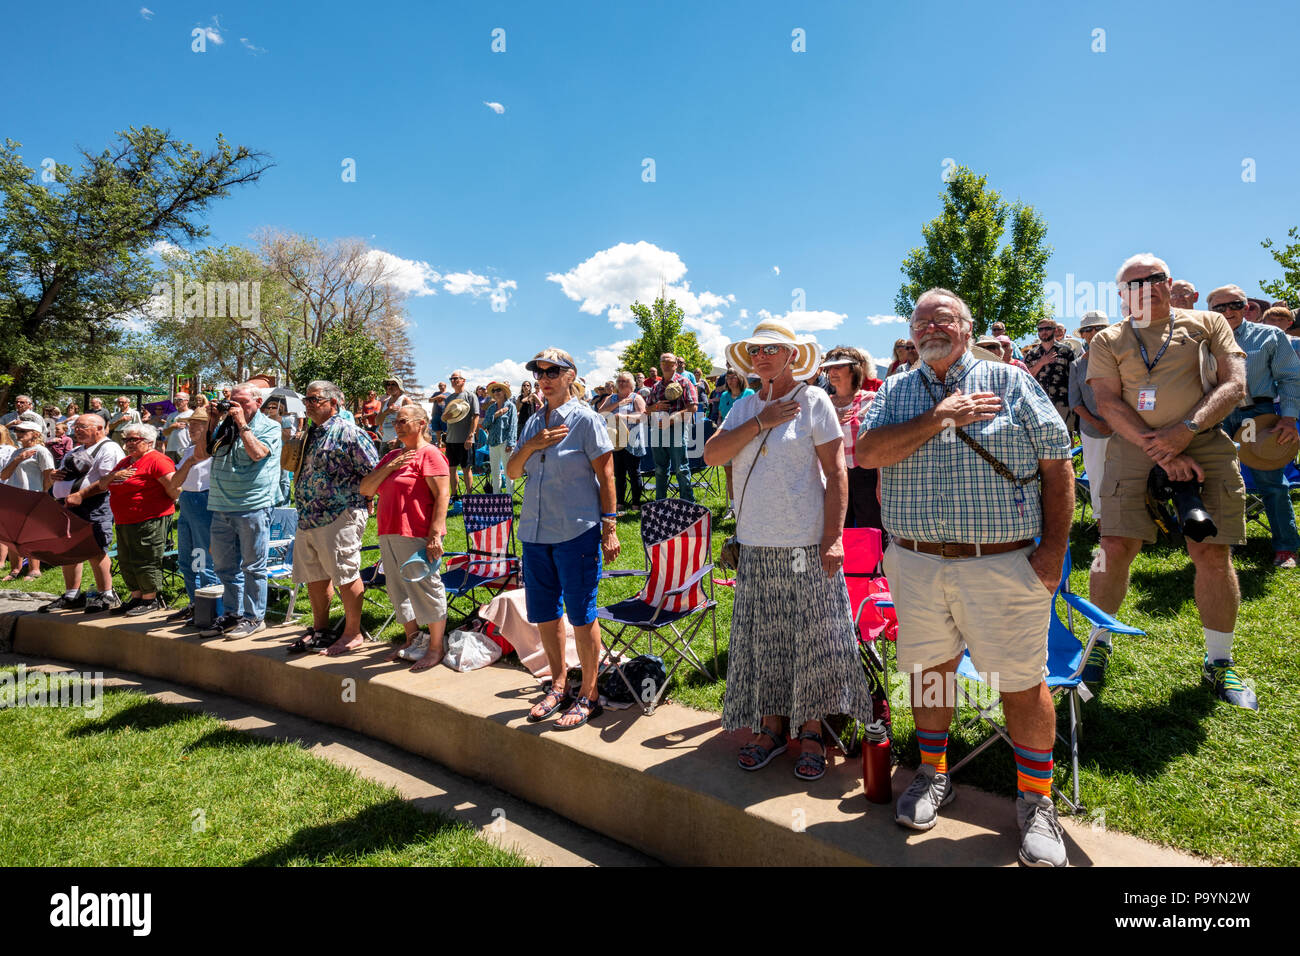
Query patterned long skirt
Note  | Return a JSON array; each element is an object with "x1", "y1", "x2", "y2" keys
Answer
[{"x1": 721, "y1": 543, "x2": 873, "y2": 733}]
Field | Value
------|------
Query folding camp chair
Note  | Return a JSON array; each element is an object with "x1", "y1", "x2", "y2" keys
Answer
[
  {"x1": 265, "y1": 507, "x2": 301, "y2": 624},
  {"x1": 948, "y1": 549, "x2": 1145, "y2": 814},
  {"x1": 1071, "y1": 445, "x2": 1094, "y2": 526},
  {"x1": 356, "y1": 547, "x2": 398, "y2": 639},
  {"x1": 596, "y1": 499, "x2": 718, "y2": 715},
  {"x1": 441, "y1": 493, "x2": 521, "y2": 627},
  {"x1": 685, "y1": 415, "x2": 721, "y2": 498}
]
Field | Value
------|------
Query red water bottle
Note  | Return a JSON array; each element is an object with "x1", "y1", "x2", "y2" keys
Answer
[{"x1": 862, "y1": 721, "x2": 892, "y2": 804}]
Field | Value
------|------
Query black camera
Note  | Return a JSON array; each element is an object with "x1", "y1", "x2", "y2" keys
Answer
[
  {"x1": 1147, "y1": 466, "x2": 1218, "y2": 542},
  {"x1": 212, "y1": 399, "x2": 233, "y2": 413}
]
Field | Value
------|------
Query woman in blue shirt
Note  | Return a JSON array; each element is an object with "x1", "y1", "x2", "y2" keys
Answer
[{"x1": 507, "y1": 347, "x2": 621, "y2": 729}]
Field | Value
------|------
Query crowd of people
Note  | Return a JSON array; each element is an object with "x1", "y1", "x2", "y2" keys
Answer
[{"x1": 2, "y1": 253, "x2": 1297, "y2": 868}]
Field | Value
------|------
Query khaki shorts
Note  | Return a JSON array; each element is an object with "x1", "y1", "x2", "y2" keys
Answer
[
  {"x1": 882, "y1": 543, "x2": 1051, "y2": 694},
  {"x1": 292, "y1": 507, "x2": 367, "y2": 585},
  {"x1": 1098, "y1": 432, "x2": 1246, "y2": 546}
]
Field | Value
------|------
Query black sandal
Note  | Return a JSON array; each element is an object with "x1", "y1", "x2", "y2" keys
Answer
[
  {"x1": 527, "y1": 681, "x2": 571, "y2": 722},
  {"x1": 793, "y1": 730, "x2": 827, "y2": 781},
  {"x1": 287, "y1": 629, "x2": 332, "y2": 654}
]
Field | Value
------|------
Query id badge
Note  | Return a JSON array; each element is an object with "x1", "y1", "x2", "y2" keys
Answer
[{"x1": 1137, "y1": 387, "x2": 1157, "y2": 411}]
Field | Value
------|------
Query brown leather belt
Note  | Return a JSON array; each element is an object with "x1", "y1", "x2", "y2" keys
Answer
[{"x1": 893, "y1": 538, "x2": 1034, "y2": 559}]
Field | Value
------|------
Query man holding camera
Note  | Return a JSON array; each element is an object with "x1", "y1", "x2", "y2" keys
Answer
[
  {"x1": 1206, "y1": 285, "x2": 1300, "y2": 569},
  {"x1": 1085, "y1": 254, "x2": 1255, "y2": 708},
  {"x1": 200, "y1": 384, "x2": 282, "y2": 639}
]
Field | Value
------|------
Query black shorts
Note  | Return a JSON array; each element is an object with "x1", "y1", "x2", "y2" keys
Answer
[
  {"x1": 445, "y1": 442, "x2": 470, "y2": 467},
  {"x1": 68, "y1": 495, "x2": 113, "y2": 553}
]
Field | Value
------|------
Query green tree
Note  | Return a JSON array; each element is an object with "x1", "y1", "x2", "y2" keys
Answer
[
  {"x1": 618, "y1": 296, "x2": 712, "y2": 378},
  {"x1": 895, "y1": 166, "x2": 1053, "y2": 339},
  {"x1": 1261, "y1": 227, "x2": 1300, "y2": 306},
  {"x1": 292, "y1": 325, "x2": 390, "y2": 402},
  {"x1": 0, "y1": 128, "x2": 271, "y2": 406}
]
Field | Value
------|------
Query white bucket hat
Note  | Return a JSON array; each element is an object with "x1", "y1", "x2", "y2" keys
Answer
[{"x1": 724, "y1": 319, "x2": 823, "y2": 382}]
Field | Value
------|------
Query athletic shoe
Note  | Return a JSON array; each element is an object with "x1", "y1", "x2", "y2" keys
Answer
[
  {"x1": 894, "y1": 763, "x2": 955, "y2": 831},
  {"x1": 399, "y1": 633, "x2": 431, "y2": 660},
  {"x1": 125, "y1": 597, "x2": 166, "y2": 617},
  {"x1": 84, "y1": 592, "x2": 122, "y2": 614},
  {"x1": 109, "y1": 596, "x2": 142, "y2": 617},
  {"x1": 166, "y1": 605, "x2": 193, "y2": 623},
  {"x1": 225, "y1": 618, "x2": 266, "y2": 640},
  {"x1": 1080, "y1": 642, "x2": 1111, "y2": 684},
  {"x1": 1016, "y1": 792, "x2": 1069, "y2": 867},
  {"x1": 1202, "y1": 658, "x2": 1259, "y2": 711},
  {"x1": 39, "y1": 592, "x2": 85, "y2": 613},
  {"x1": 1274, "y1": 551, "x2": 1297, "y2": 569},
  {"x1": 200, "y1": 613, "x2": 241, "y2": 638}
]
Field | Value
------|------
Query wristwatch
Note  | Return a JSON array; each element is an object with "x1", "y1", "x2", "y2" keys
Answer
[{"x1": 1181, "y1": 418, "x2": 1198, "y2": 433}]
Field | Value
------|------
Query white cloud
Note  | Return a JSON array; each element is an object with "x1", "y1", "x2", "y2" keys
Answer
[
  {"x1": 146, "y1": 239, "x2": 183, "y2": 258},
  {"x1": 783, "y1": 310, "x2": 847, "y2": 333},
  {"x1": 772, "y1": 266, "x2": 780, "y2": 276},
  {"x1": 195, "y1": 15, "x2": 224, "y2": 45},
  {"x1": 364, "y1": 249, "x2": 441, "y2": 296},
  {"x1": 440, "y1": 271, "x2": 491, "y2": 296},
  {"x1": 240, "y1": 37, "x2": 267, "y2": 55},
  {"x1": 581, "y1": 339, "x2": 636, "y2": 388},
  {"x1": 738, "y1": 308, "x2": 749, "y2": 320},
  {"x1": 546, "y1": 240, "x2": 737, "y2": 363},
  {"x1": 484, "y1": 101, "x2": 505, "y2": 114},
  {"x1": 864, "y1": 313, "x2": 908, "y2": 326},
  {"x1": 139, "y1": 7, "x2": 154, "y2": 20},
  {"x1": 489, "y1": 279, "x2": 517, "y2": 311},
  {"x1": 454, "y1": 359, "x2": 531, "y2": 389}
]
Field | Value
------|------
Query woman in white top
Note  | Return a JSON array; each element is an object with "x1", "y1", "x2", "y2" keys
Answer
[
  {"x1": 159, "y1": 407, "x2": 221, "y2": 625},
  {"x1": 703, "y1": 319, "x2": 871, "y2": 784},
  {"x1": 597, "y1": 371, "x2": 647, "y2": 511},
  {"x1": 0, "y1": 420, "x2": 56, "y2": 579}
]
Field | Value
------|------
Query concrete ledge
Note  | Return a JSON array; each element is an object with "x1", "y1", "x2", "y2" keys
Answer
[{"x1": 12, "y1": 610, "x2": 1205, "y2": 867}]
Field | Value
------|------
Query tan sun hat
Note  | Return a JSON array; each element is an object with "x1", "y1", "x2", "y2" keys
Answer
[
  {"x1": 487, "y1": 381, "x2": 511, "y2": 399},
  {"x1": 441, "y1": 397, "x2": 471, "y2": 425},
  {"x1": 725, "y1": 318, "x2": 823, "y2": 381},
  {"x1": 1234, "y1": 414, "x2": 1299, "y2": 471}
]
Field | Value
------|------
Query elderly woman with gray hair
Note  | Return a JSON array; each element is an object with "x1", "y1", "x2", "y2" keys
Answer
[{"x1": 101, "y1": 422, "x2": 177, "y2": 616}]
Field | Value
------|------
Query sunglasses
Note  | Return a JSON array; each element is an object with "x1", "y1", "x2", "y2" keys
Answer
[
  {"x1": 746, "y1": 344, "x2": 787, "y2": 356},
  {"x1": 1121, "y1": 271, "x2": 1169, "y2": 291},
  {"x1": 532, "y1": 367, "x2": 565, "y2": 380},
  {"x1": 1210, "y1": 300, "x2": 1246, "y2": 312},
  {"x1": 304, "y1": 395, "x2": 330, "y2": 405}
]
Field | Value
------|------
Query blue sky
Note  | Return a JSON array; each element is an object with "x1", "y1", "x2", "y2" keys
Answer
[{"x1": 6, "y1": 0, "x2": 1298, "y2": 390}]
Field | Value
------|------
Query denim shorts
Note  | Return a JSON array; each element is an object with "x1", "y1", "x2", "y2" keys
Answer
[{"x1": 522, "y1": 525, "x2": 602, "y2": 627}]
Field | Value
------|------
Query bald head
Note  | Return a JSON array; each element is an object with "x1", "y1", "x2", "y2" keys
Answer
[{"x1": 1170, "y1": 280, "x2": 1198, "y2": 309}]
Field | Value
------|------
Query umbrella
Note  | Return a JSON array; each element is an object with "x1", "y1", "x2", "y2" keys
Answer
[
  {"x1": 0, "y1": 485, "x2": 103, "y2": 566},
  {"x1": 266, "y1": 387, "x2": 306, "y2": 417},
  {"x1": 144, "y1": 399, "x2": 177, "y2": 419}
]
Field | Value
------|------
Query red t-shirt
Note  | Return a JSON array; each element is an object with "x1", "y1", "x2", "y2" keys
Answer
[
  {"x1": 361, "y1": 399, "x2": 381, "y2": 429},
  {"x1": 376, "y1": 444, "x2": 449, "y2": 538},
  {"x1": 108, "y1": 450, "x2": 176, "y2": 525}
]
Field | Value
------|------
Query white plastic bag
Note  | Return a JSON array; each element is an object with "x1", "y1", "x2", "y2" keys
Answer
[{"x1": 443, "y1": 628, "x2": 503, "y2": 672}]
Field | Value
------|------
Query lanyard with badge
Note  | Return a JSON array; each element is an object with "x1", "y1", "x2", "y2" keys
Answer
[{"x1": 1130, "y1": 319, "x2": 1174, "y2": 413}]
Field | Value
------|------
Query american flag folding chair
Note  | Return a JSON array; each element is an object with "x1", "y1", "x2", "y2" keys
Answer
[
  {"x1": 597, "y1": 499, "x2": 718, "y2": 715},
  {"x1": 441, "y1": 493, "x2": 520, "y2": 627}
]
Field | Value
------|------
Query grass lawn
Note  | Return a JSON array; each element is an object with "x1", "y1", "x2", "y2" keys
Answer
[
  {"x1": 0, "y1": 670, "x2": 530, "y2": 866},
  {"x1": 3, "y1": 463, "x2": 1296, "y2": 865}
]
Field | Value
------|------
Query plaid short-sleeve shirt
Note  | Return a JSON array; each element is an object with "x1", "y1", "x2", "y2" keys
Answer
[{"x1": 857, "y1": 352, "x2": 1072, "y2": 543}]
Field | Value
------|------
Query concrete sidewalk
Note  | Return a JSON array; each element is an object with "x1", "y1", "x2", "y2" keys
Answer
[{"x1": 7, "y1": 607, "x2": 1209, "y2": 867}]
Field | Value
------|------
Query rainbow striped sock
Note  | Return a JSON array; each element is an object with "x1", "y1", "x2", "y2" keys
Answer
[
  {"x1": 1012, "y1": 740, "x2": 1053, "y2": 798},
  {"x1": 916, "y1": 728, "x2": 948, "y2": 774}
]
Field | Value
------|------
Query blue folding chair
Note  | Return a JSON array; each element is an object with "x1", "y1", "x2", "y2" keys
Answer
[
  {"x1": 948, "y1": 548, "x2": 1145, "y2": 813},
  {"x1": 265, "y1": 507, "x2": 300, "y2": 624}
]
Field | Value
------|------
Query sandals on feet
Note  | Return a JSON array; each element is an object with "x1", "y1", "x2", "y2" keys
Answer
[
  {"x1": 793, "y1": 730, "x2": 827, "y2": 781},
  {"x1": 556, "y1": 695, "x2": 603, "y2": 730},
  {"x1": 527, "y1": 681, "x2": 571, "y2": 723},
  {"x1": 737, "y1": 726, "x2": 788, "y2": 771},
  {"x1": 287, "y1": 629, "x2": 332, "y2": 654}
]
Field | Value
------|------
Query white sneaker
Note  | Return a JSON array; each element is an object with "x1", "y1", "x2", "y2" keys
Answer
[
  {"x1": 1016, "y1": 792, "x2": 1069, "y2": 867},
  {"x1": 894, "y1": 763, "x2": 955, "y2": 831}
]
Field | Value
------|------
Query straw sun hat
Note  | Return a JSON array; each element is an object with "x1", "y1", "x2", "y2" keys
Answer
[{"x1": 724, "y1": 319, "x2": 823, "y2": 382}]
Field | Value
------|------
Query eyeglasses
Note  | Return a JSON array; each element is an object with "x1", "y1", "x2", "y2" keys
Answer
[
  {"x1": 1121, "y1": 271, "x2": 1169, "y2": 291},
  {"x1": 122, "y1": 436, "x2": 148, "y2": 445},
  {"x1": 903, "y1": 345, "x2": 918, "y2": 352},
  {"x1": 1210, "y1": 300, "x2": 1246, "y2": 313},
  {"x1": 746, "y1": 344, "x2": 787, "y2": 356},
  {"x1": 303, "y1": 395, "x2": 330, "y2": 405},
  {"x1": 910, "y1": 318, "x2": 960, "y2": 332},
  {"x1": 532, "y1": 367, "x2": 565, "y2": 380}
]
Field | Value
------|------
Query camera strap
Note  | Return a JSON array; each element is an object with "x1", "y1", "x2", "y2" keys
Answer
[{"x1": 70, "y1": 439, "x2": 109, "y2": 494}]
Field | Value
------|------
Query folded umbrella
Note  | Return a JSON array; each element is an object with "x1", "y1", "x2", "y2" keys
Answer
[{"x1": 0, "y1": 485, "x2": 104, "y2": 565}]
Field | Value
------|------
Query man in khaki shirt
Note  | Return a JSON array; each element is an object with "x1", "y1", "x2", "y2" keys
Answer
[{"x1": 1084, "y1": 253, "x2": 1257, "y2": 710}]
